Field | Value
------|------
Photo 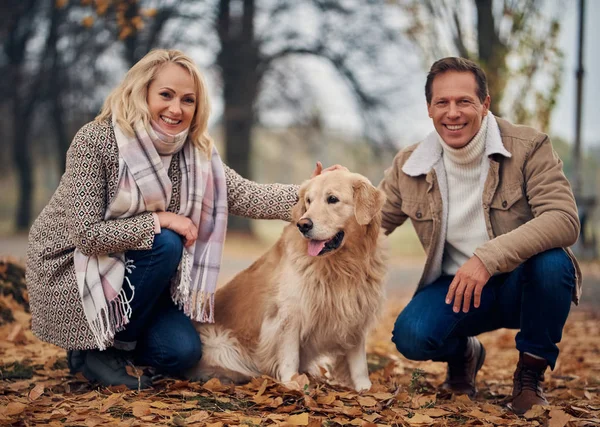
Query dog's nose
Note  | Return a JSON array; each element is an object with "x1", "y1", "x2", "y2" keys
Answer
[{"x1": 297, "y1": 218, "x2": 313, "y2": 234}]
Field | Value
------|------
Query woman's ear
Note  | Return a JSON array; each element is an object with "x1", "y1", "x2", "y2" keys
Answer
[{"x1": 353, "y1": 179, "x2": 386, "y2": 225}]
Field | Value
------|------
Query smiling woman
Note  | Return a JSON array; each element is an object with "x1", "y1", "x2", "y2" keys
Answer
[
  {"x1": 147, "y1": 63, "x2": 197, "y2": 135},
  {"x1": 25, "y1": 49, "x2": 304, "y2": 391}
]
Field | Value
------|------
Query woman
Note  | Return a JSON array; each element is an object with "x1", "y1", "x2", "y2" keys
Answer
[{"x1": 26, "y1": 49, "x2": 307, "y2": 389}]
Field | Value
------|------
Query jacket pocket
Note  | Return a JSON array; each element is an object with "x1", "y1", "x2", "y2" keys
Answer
[
  {"x1": 489, "y1": 183, "x2": 533, "y2": 235},
  {"x1": 402, "y1": 199, "x2": 434, "y2": 249}
]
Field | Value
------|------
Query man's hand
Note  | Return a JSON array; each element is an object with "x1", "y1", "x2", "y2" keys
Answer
[
  {"x1": 311, "y1": 161, "x2": 348, "y2": 178},
  {"x1": 446, "y1": 255, "x2": 491, "y2": 313}
]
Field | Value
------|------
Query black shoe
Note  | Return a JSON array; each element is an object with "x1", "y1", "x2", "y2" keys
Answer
[
  {"x1": 67, "y1": 350, "x2": 85, "y2": 374},
  {"x1": 81, "y1": 348, "x2": 153, "y2": 390}
]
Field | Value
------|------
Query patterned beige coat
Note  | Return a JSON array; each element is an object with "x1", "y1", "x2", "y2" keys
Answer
[{"x1": 26, "y1": 120, "x2": 299, "y2": 350}]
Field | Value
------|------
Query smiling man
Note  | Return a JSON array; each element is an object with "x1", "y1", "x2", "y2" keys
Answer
[{"x1": 379, "y1": 57, "x2": 581, "y2": 414}]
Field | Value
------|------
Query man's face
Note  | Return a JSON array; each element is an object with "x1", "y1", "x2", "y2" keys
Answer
[{"x1": 427, "y1": 71, "x2": 490, "y2": 149}]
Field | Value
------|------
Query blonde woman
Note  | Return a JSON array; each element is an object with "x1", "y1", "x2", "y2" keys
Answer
[{"x1": 26, "y1": 49, "x2": 310, "y2": 389}]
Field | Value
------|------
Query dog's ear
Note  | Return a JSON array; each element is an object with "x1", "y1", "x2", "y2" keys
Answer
[
  {"x1": 291, "y1": 184, "x2": 308, "y2": 221},
  {"x1": 353, "y1": 179, "x2": 386, "y2": 225}
]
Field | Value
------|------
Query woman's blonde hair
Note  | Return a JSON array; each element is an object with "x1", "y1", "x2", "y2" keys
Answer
[{"x1": 96, "y1": 49, "x2": 213, "y2": 155}]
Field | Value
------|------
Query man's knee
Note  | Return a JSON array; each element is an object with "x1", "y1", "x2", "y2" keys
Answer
[
  {"x1": 392, "y1": 313, "x2": 438, "y2": 361},
  {"x1": 525, "y1": 248, "x2": 575, "y2": 290}
]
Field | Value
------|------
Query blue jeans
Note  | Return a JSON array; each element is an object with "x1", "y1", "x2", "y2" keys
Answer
[
  {"x1": 113, "y1": 229, "x2": 202, "y2": 375},
  {"x1": 392, "y1": 248, "x2": 575, "y2": 369}
]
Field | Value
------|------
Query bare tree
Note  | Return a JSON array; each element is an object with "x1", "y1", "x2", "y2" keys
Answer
[{"x1": 400, "y1": 0, "x2": 563, "y2": 131}]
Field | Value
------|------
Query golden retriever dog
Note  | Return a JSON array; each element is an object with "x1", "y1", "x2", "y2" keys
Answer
[{"x1": 188, "y1": 170, "x2": 387, "y2": 391}]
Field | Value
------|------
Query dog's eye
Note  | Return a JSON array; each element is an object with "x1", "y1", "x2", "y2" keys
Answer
[
  {"x1": 327, "y1": 195, "x2": 339, "y2": 204},
  {"x1": 306, "y1": 198, "x2": 311, "y2": 205}
]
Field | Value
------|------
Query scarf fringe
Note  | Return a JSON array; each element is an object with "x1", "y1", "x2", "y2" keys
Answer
[
  {"x1": 89, "y1": 276, "x2": 134, "y2": 350},
  {"x1": 172, "y1": 250, "x2": 215, "y2": 322}
]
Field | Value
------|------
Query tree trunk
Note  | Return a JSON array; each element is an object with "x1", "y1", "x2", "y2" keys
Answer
[
  {"x1": 13, "y1": 126, "x2": 33, "y2": 231},
  {"x1": 475, "y1": 0, "x2": 507, "y2": 115},
  {"x1": 217, "y1": 0, "x2": 259, "y2": 234}
]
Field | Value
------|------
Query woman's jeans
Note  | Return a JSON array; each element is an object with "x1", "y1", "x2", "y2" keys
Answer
[
  {"x1": 113, "y1": 229, "x2": 202, "y2": 375},
  {"x1": 392, "y1": 248, "x2": 576, "y2": 370}
]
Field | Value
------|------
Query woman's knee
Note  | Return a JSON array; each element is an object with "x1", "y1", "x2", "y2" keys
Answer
[
  {"x1": 153, "y1": 229, "x2": 184, "y2": 270},
  {"x1": 152, "y1": 334, "x2": 202, "y2": 374}
]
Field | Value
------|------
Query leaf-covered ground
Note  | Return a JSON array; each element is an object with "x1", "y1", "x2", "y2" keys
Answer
[{"x1": 1, "y1": 259, "x2": 599, "y2": 427}]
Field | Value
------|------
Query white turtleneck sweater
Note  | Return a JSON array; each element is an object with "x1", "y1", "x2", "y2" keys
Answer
[{"x1": 439, "y1": 115, "x2": 490, "y2": 275}]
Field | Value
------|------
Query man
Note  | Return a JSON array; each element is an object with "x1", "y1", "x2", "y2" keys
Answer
[{"x1": 379, "y1": 57, "x2": 581, "y2": 415}]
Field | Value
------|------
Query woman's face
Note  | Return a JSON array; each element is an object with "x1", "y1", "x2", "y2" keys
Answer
[{"x1": 147, "y1": 63, "x2": 196, "y2": 135}]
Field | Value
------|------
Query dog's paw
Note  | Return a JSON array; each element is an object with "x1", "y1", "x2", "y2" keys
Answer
[{"x1": 353, "y1": 377, "x2": 372, "y2": 392}]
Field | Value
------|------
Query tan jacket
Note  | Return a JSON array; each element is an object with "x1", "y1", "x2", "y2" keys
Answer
[{"x1": 379, "y1": 115, "x2": 581, "y2": 303}]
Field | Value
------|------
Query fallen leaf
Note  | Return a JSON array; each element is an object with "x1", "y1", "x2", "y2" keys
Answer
[
  {"x1": 186, "y1": 411, "x2": 210, "y2": 423},
  {"x1": 255, "y1": 378, "x2": 268, "y2": 397},
  {"x1": 150, "y1": 401, "x2": 171, "y2": 409},
  {"x1": 3, "y1": 402, "x2": 27, "y2": 416},
  {"x1": 131, "y1": 402, "x2": 152, "y2": 418},
  {"x1": 548, "y1": 409, "x2": 571, "y2": 427},
  {"x1": 357, "y1": 396, "x2": 378, "y2": 407},
  {"x1": 28, "y1": 383, "x2": 44, "y2": 401},
  {"x1": 7, "y1": 324, "x2": 25, "y2": 343},
  {"x1": 524, "y1": 404, "x2": 547, "y2": 419},
  {"x1": 405, "y1": 412, "x2": 434, "y2": 425},
  {"x1": 317, "y1": 393, "x2": 337, "y2": 405},
  {"x1": 287, "y1": 412, "x2": 310, "y2": 425},
  {"x1": 422, "y1": 408, "x2": 451, "y2": 417},
  {"x1": 99, "y1": 393, "x2": 122, "y2": 412}
]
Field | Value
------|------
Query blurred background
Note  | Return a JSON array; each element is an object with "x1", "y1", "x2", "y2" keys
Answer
[{"x1": 0, "y1": 0, "x2": 598, "y2": 262}]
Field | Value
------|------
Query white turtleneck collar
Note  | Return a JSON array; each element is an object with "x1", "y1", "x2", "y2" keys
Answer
[{"x1": 438, "y1": 114, "x2": 489, "y2": 165}]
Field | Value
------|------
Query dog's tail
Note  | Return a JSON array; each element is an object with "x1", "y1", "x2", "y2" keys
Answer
[{"x1": 188, "y1": 325, "x2": 260, "y2": 382}]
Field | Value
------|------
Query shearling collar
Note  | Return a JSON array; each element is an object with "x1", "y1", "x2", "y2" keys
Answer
[{"x1": 402, "y1": 113, "x2": 512, "y2": 177}]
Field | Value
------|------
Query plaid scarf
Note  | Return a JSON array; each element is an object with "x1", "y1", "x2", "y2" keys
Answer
[{"x1": 74, "y1": 120, "x2": 227, "y2": 350}]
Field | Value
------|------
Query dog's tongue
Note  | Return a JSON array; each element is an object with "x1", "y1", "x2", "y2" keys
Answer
[{"x1": 308, "y1": 239, "x2": 327, "y2": 256}]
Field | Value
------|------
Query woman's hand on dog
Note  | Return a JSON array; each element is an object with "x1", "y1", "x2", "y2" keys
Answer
[
  {"x1": 155, "y1": 212, "x2": 198, "y2": 248},
  {"x1": 311, "y1": 161, "x2": 349, "y2": 178}
]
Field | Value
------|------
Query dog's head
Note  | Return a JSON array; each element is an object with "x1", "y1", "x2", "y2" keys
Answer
[{"x1": 292, "y1": 170, "x2": 386, "y2": 257}]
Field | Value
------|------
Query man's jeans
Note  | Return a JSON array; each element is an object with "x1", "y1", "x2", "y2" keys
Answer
[
  {"x1": 392, "y1": 248, "x2": 576, "y2": 369},
  {"x1": 114, "y1": 229, "x2": 202, "y2": 375}
]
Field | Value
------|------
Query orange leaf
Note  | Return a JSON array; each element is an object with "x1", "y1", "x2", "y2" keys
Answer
[
  {"x1": 131, "y1": 402, "x2": 151, "y2": 418},
  {"x1": 186, "y1": 411, "x2": 209, "y2": 424},
  {"x1": 317, "y1": 393, "x2": 337, "y2": 405},
  {"x1": 28, "y1": 384, "x2": 44, "y2": 401},
  {"x1": 405, "y1": 413, "x2": 434, "y2": 425},
  {"x1": 3, "y1": 402, "x2": 27, "y2": 416},
  {"x1": 287, "y1": 412, "x2": 309, "y2": 425},
  {"x1": 255, "y1": 379, "x2": 268, "y2": 397},
  {"x1": 356, "y1": 396, "x2": 377, "y2": 407},
  {"x1": 81, "y1": 16, "x2": 94, "y2": 28},
  {"x1": 142, "y1": 8, "x2": 157, "y2": 17},
  {"x1": 549, "y1": 409, "x2": 571, "y2": 427},
  {"x1": 55, "y1": 0, "x2": 68, "y2": 9},
  {"x1": 99, "y1": 393, "x2": 122, "y2": 412}
]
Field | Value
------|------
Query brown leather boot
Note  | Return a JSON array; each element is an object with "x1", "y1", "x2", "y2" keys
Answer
[
  {"x1": 509, "y1": 352, "x2": 549, "y2": 415},
  {"x1": 441, "y1": 337, "x2": 486, "y2": 398}
]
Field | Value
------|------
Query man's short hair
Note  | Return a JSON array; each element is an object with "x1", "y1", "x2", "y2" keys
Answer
[{"x1": 425, "y1": 57, "x2": 489, "y2": 104}]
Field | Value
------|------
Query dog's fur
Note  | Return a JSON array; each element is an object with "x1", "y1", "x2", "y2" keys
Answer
[{"x1": 187, "y1": 170, "x2": 387, "y2": 391}]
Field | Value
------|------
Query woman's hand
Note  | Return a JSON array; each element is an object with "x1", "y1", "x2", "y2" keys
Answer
[
  {"x1": 155, "y1": 212, "x2": 198, "y2": 248},
  {"x1": 311, "y1": 161, "x2": 349, "y2": 178}
]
